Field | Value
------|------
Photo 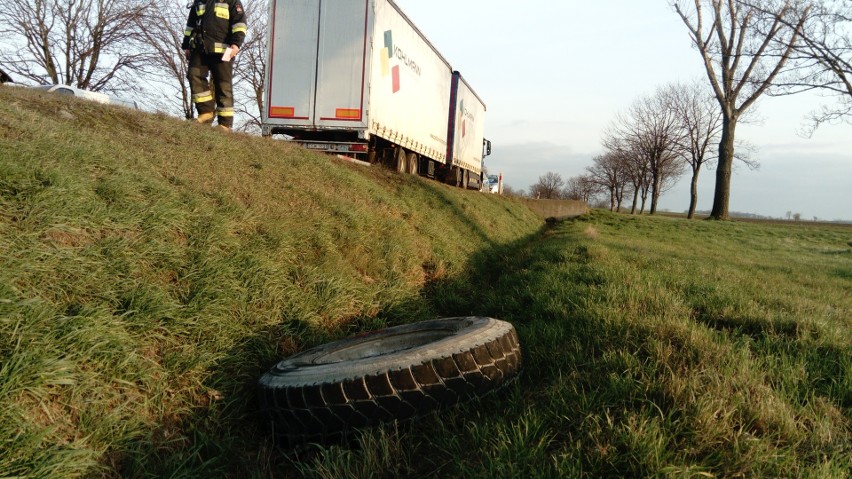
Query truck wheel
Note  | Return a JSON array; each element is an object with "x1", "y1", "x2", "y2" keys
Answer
[
  {"x1": 395, "y1": 147, "x2": 407, "y2": 173},
  {"x1": 257, "y1": 317, "x2": 522, "y2": 445},
  {"x1": 407, "y1": 152, "x2": 419, "y2": 175}
]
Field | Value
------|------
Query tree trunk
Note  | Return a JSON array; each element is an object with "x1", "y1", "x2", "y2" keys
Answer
[
  {"x1": 650, "y1": 185, "x2": 661, "y2": 215},
  {"x1": 687, "y1": 166, "x2": 700, "y2": 219},
  {"x1": 630, "y1": 187, "x2": 639, "y2": 214},
  {"x1": 711, "y1": 116, "x2": 736, "y2": 220},
  {"x1": 649, "y1": 166, "x2": 660, "y2": 215},
  {"x1": 616, "y1": 185, "x2": 623, "y2": 212}
]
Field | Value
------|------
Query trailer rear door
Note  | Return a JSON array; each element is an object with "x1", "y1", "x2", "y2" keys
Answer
[{"x1": 265, "y1": 0, "x2": 369, "y2": 129}]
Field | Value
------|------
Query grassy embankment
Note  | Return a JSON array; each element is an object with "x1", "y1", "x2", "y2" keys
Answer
[{"x1": 1, "y1": 86, "x2": 850, "y2": 477}]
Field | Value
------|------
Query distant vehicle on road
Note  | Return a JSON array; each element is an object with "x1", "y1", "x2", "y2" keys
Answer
[
  {"x1": 482, "y1": 174, "x2": 500, "y2": 193},
  {"x1": 34, "y1": 84, "x2": 138, "y2": 109}
]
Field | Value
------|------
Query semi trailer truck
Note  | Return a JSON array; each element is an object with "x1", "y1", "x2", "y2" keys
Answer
[{"x1": 261, "y1": 0, "x2": 491, "y2": 188}]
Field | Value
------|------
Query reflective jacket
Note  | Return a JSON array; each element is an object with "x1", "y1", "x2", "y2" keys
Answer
[{"x1": 182, "y1": 0, "x2": 247, "y2": 54}]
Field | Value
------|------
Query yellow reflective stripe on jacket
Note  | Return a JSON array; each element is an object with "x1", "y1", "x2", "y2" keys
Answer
[
  {"x1": 231, "y1": 23, "x2": 247, "y2": 34},
  {"x1": 212, "y1": 42, "x2": 228, "y2": 53},
  {"x1": 218, "y1": 107, "x2": 235, "y2": 117},
  {"x1": 214, "y1": 3, "x2": 229, "y2": 19},
  {"x1": 196, "y1": 5, "x2": 205, "y2": 15},
  {"x1": 184, "y1": 28, "x2": 193, "y2": 37},
  {"x1": 193, "y1": 91, "x2": 214, "y2": 103}
]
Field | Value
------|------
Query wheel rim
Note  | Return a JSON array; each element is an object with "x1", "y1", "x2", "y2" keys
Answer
[
  {"x1": 269, "y1": 317, "x2": 484, "y2": 374},
  {"x1": 395, "y1": 148, "x2": 406, "y2": 173},
  {"x1": 311, "y1": 328, "x2": 458, "y2": 363},
  {"x1": 407, "y1": 152, "x2": 418, "y2": 175}
]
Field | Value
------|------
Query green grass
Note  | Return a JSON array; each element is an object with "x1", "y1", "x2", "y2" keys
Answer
[{"x1": 1, "y1": 86, "x2": 850, "y2": 478}]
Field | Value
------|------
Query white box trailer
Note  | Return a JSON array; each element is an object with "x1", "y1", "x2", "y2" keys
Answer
[
  {"x1": 447, "y1": 72, "x2": 489, "y2": 188},
  {"x1": 261, "y1": 0, "x2": 490, "y2": 186}
]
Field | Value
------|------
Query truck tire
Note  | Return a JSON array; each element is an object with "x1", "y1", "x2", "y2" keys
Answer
[
  {"x1": 407, "y1": 152, "x2": 419, "y2": 175},
  {"x1": 257, "y1": 317, "x2": 522, "y2": 445},
  {"x1": 447, "y1": 166, "x2": 462, "y2": 186},
  {"x1": 395, "y1": 147, "x2": 407, "y2": 173}
]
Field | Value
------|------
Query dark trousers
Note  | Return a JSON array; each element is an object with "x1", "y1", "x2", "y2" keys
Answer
[{"x1": 188, "y1": 49, "x2": 235, "y2": 127}]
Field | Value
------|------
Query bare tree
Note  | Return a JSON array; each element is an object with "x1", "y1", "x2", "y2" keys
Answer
[
  {"x1": 673, "y1": 0, "x2": 813, "y2": 220},
  {"x1": 587, "y1": 153, "x2": 632, "y2": 212},
  {"x1": 134, "y1": 0, "x2": 192, "y2": 117},
  {"x1": 800, "y1": 1, "x2": 851, "y2": 128},
  {"x1": 755, "y1": 0, "x2": 852, "y2": 132},
  {"x1": 529, "y1": 172, "x2": 565, "y2": 199},
  {"x1": 601, "y1": 132, "x2": 651, "y2": 215},
  {"x1": 627, "y1": 150, "x2": 653, "y2": 215},
  {"x1": 608, "y1": 88, "x2": 686, "y2": 215},
  {"x1": 563, "y1": 175, "x2": 601, "y2": 204},
  {"x1": 0, "y1": 0, "x2": 152, "y2": 92},
  {"x1": 501, "y1": 185, "x2": 525, "y2": 198},
  {"x1": 667, "y1": 82, "x2": 723, "y2": 218}
]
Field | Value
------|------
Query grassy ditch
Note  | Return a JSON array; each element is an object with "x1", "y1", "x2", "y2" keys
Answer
[
  {"x1": 293, "y1": 212, "x2": 850, "y2": 478},
  {"x1": 2, "y1": 86, "x2": 850, "y2": 477},
  {"x1": 407, "y1": 211, "x2": 851, "y2": 478}
]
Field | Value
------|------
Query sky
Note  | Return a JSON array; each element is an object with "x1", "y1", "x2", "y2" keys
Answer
[{"x1": 393, "y1": 0, "x2": 852, "y2": 221}]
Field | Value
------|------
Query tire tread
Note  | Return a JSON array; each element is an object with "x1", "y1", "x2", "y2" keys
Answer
[{"x1": 258, "y1": 318, "x2": 522, "y2": 445}]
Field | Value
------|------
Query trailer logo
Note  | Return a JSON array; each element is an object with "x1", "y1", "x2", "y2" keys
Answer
[
  {"x1": 381, "y1": 30, "x2": 421, "y2": 94},
  {"x1": 459, "y1": 100, "x2": 475, "y2": 138}
]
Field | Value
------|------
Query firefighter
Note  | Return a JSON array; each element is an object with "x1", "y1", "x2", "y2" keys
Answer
[{"x1": 182, "y1": 0, "x2": 247, "y2": 130}]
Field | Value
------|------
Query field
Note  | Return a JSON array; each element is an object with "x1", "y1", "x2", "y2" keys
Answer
[{"x1": 1, "y1": 86, "x2": 850, "y2": 478}]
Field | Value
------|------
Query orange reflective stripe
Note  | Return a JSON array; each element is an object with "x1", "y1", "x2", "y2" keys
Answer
[
  {"x1": 270, "y1": 107, "x2": 295, "y2": 117},
  {"x1": 335, "y1": 108, "x2": 361, "y2": 119}
]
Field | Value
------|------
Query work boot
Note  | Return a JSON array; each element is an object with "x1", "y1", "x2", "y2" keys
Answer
[
  {"x1": 216, "y1": 124, "x2": 231, "y2": 132},
  {"x1": 196, "y1": 112, "x2": 215, "y2": 124}
]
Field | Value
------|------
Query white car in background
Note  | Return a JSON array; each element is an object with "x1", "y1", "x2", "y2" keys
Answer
[
  {"x1": 34, "y1": 84, "x2": 138, "y2": 109},
  {"x1": 482, "y1": 174, "x2": 500, "y2": 193}
]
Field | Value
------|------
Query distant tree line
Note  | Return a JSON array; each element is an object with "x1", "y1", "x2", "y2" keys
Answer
[
  {"x1": 523, "y1": 81, "x2": 755, "y2": 218},
  {"x1": 517, "y1": 0, "x2": 850, "y2": 220}
]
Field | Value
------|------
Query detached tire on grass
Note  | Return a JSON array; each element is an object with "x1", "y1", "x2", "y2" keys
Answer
[{"x1": 257, "y1": 317, "x2": 521, "y2": 445}]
